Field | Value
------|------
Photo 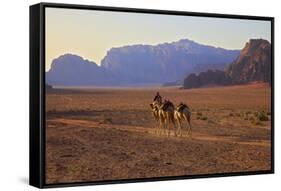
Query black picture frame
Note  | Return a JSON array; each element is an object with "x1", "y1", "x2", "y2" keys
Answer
[{"x1": 30, "y1": 2, "x2": 275, "y2": 189}]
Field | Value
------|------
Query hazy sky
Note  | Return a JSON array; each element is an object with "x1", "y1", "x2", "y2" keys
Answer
[{"x1": 45, "y1": 7, "x2": 271, "y2": 71}]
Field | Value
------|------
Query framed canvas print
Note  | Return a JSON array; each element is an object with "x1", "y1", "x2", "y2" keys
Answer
[{"x1": 29, "y1": 2, "x2": 274, "y2": 188}]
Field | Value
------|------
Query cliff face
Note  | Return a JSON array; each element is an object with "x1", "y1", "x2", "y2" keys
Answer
[
  {"x1": 183, "y1": 39, "x2": 271, "y2": 89},
  {"x1": 226, "y1": 39, "x2": 271, "y2": 84}
]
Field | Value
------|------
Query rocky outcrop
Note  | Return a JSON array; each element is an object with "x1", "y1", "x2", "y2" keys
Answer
[
  {"x1": 184, "y1": 70, "x2": 232, "y2": 88},
  {"x1": 46, "y1": 54, "x2": 116, "y2": 86},
  {"x1": 183, "y1": 39, "x2": 271, "y2": 89},
  {"x1": 226, "y1": 39, "x2": 271, "y2": 84}
]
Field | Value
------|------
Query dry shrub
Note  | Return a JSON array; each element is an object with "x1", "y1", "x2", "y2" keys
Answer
[
  {"x1": 257, "y1": 111, "x2": 269, "y2": 121},
  {"x1": 201, "y1": 116, "x2": 208, "y2": 120},
  {"x1": 245, "y1": 111, "x2": 252, "y2": 115},
  {"x1": 197, "y1": 112, "x2": 203, "y2": 116}
]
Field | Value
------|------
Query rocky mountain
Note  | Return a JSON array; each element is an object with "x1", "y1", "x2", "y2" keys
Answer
[
  {"x1": 46, "y1": 54, "x2": 115, "y2": 86},
  {"x1": 46, "y1": 39, "x2": 240, "y2": 86},
  {"x1": 101, "y1": 39, "x2": 240, "y2": 84},
  {"x1": 184, "y1": 70, "x2": 232, "y2": 88},
  {"x1": 226, "y1": 39, "x2": 271, "y2": 84},
  {"x1": 183, "y1": 39, "x2": 271, "y2": 89}
]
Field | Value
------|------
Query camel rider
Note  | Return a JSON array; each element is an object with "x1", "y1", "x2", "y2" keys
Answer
[{"x1": 153, "y1": 92, "x2": 162, "y2": 104}]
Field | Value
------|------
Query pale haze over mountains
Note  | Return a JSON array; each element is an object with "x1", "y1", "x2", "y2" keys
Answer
[{"x1": 46, "y1": 38, "x2": 240, "y2": 86}]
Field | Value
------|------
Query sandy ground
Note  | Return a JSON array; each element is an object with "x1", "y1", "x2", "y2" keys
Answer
[{"x1": 45, "y1": 83, "x2": 272, "y2": 184}]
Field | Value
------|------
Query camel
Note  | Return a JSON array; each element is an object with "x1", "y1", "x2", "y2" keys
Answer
[
  {"x1": 149, "y1": 101, "x2": 164, "y2": 135},
  {"x1": 174, "y1": 103, "x2": 192, "y2": 137},
  {"x1": 150, "y1": 100, "x2": 177, "y2": 136}
]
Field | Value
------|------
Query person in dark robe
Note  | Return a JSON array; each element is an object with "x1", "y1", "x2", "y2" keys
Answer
[{"x1": 153, "y1": 92, "x2": 162, "y2": 104}]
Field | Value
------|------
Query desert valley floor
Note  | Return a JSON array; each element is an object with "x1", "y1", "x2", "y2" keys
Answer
[{"x1": 45, "y1": 83, "x2": 272, "y2": 184}]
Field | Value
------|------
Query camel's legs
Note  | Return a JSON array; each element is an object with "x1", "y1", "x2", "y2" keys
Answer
[
  {"x1": 162, "y1": 114, "x2": 167, "y2": 136},
  {"x1": 169, "y1": 115, "x2": 176, "y2": 137},
  {"x1": 186, "y1": 115, "x2": 192, "y2": 137},
  {"x1": 156, "y1": 121, "x2": 161, "y2": 135},
  {"x1": 188, "y1": 122, "x2": 192, "y2": 137},
  {"x1": 168, "y1": 118, "x2": 170, "y2": 137},
  {"x1": 158, "y1": 119, "x2": 162, "y2": 136},
  {"x1": 177, "y1": 120, "x2": 182, "y2": 137},
  {"x1": 159, "y1": 120, "x2": 163, "y2": 136},
  {"x1": 169, "y1": 116, "x2": 177, "y2": 136},
  {"x1": 172, "y1": 117, "x2": 175, "y2": 136},
  {"x1": 165, "y1": 120, "x2": 169, "y2": 137},
  {"x1": 181, "y1": 114, "x2": 187, "y2": 136},
  {"x1": 161, "y1": 120, "x2": 165, "y2": 136},
  {"x1": 166, "y1": 120, "x2": 169, "y2": 136},
  {"x1": 154, "y1": 121, "x2": 158, "y2": 135}
]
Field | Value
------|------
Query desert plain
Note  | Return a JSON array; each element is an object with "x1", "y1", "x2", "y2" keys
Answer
[{"x1": 45, "y1": 83, "x2": 272, "y2": 184}]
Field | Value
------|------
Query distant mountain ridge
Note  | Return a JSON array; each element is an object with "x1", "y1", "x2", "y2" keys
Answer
[
  {"x1": 101, "y1": 39, "x2": 239, "y2": 84},
  {"x1": 183, "y1": 39, "x2": 271, "y2": 89},
  {"x1": 46, "y1": 39, "x2": 240, "y2": 86}
]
